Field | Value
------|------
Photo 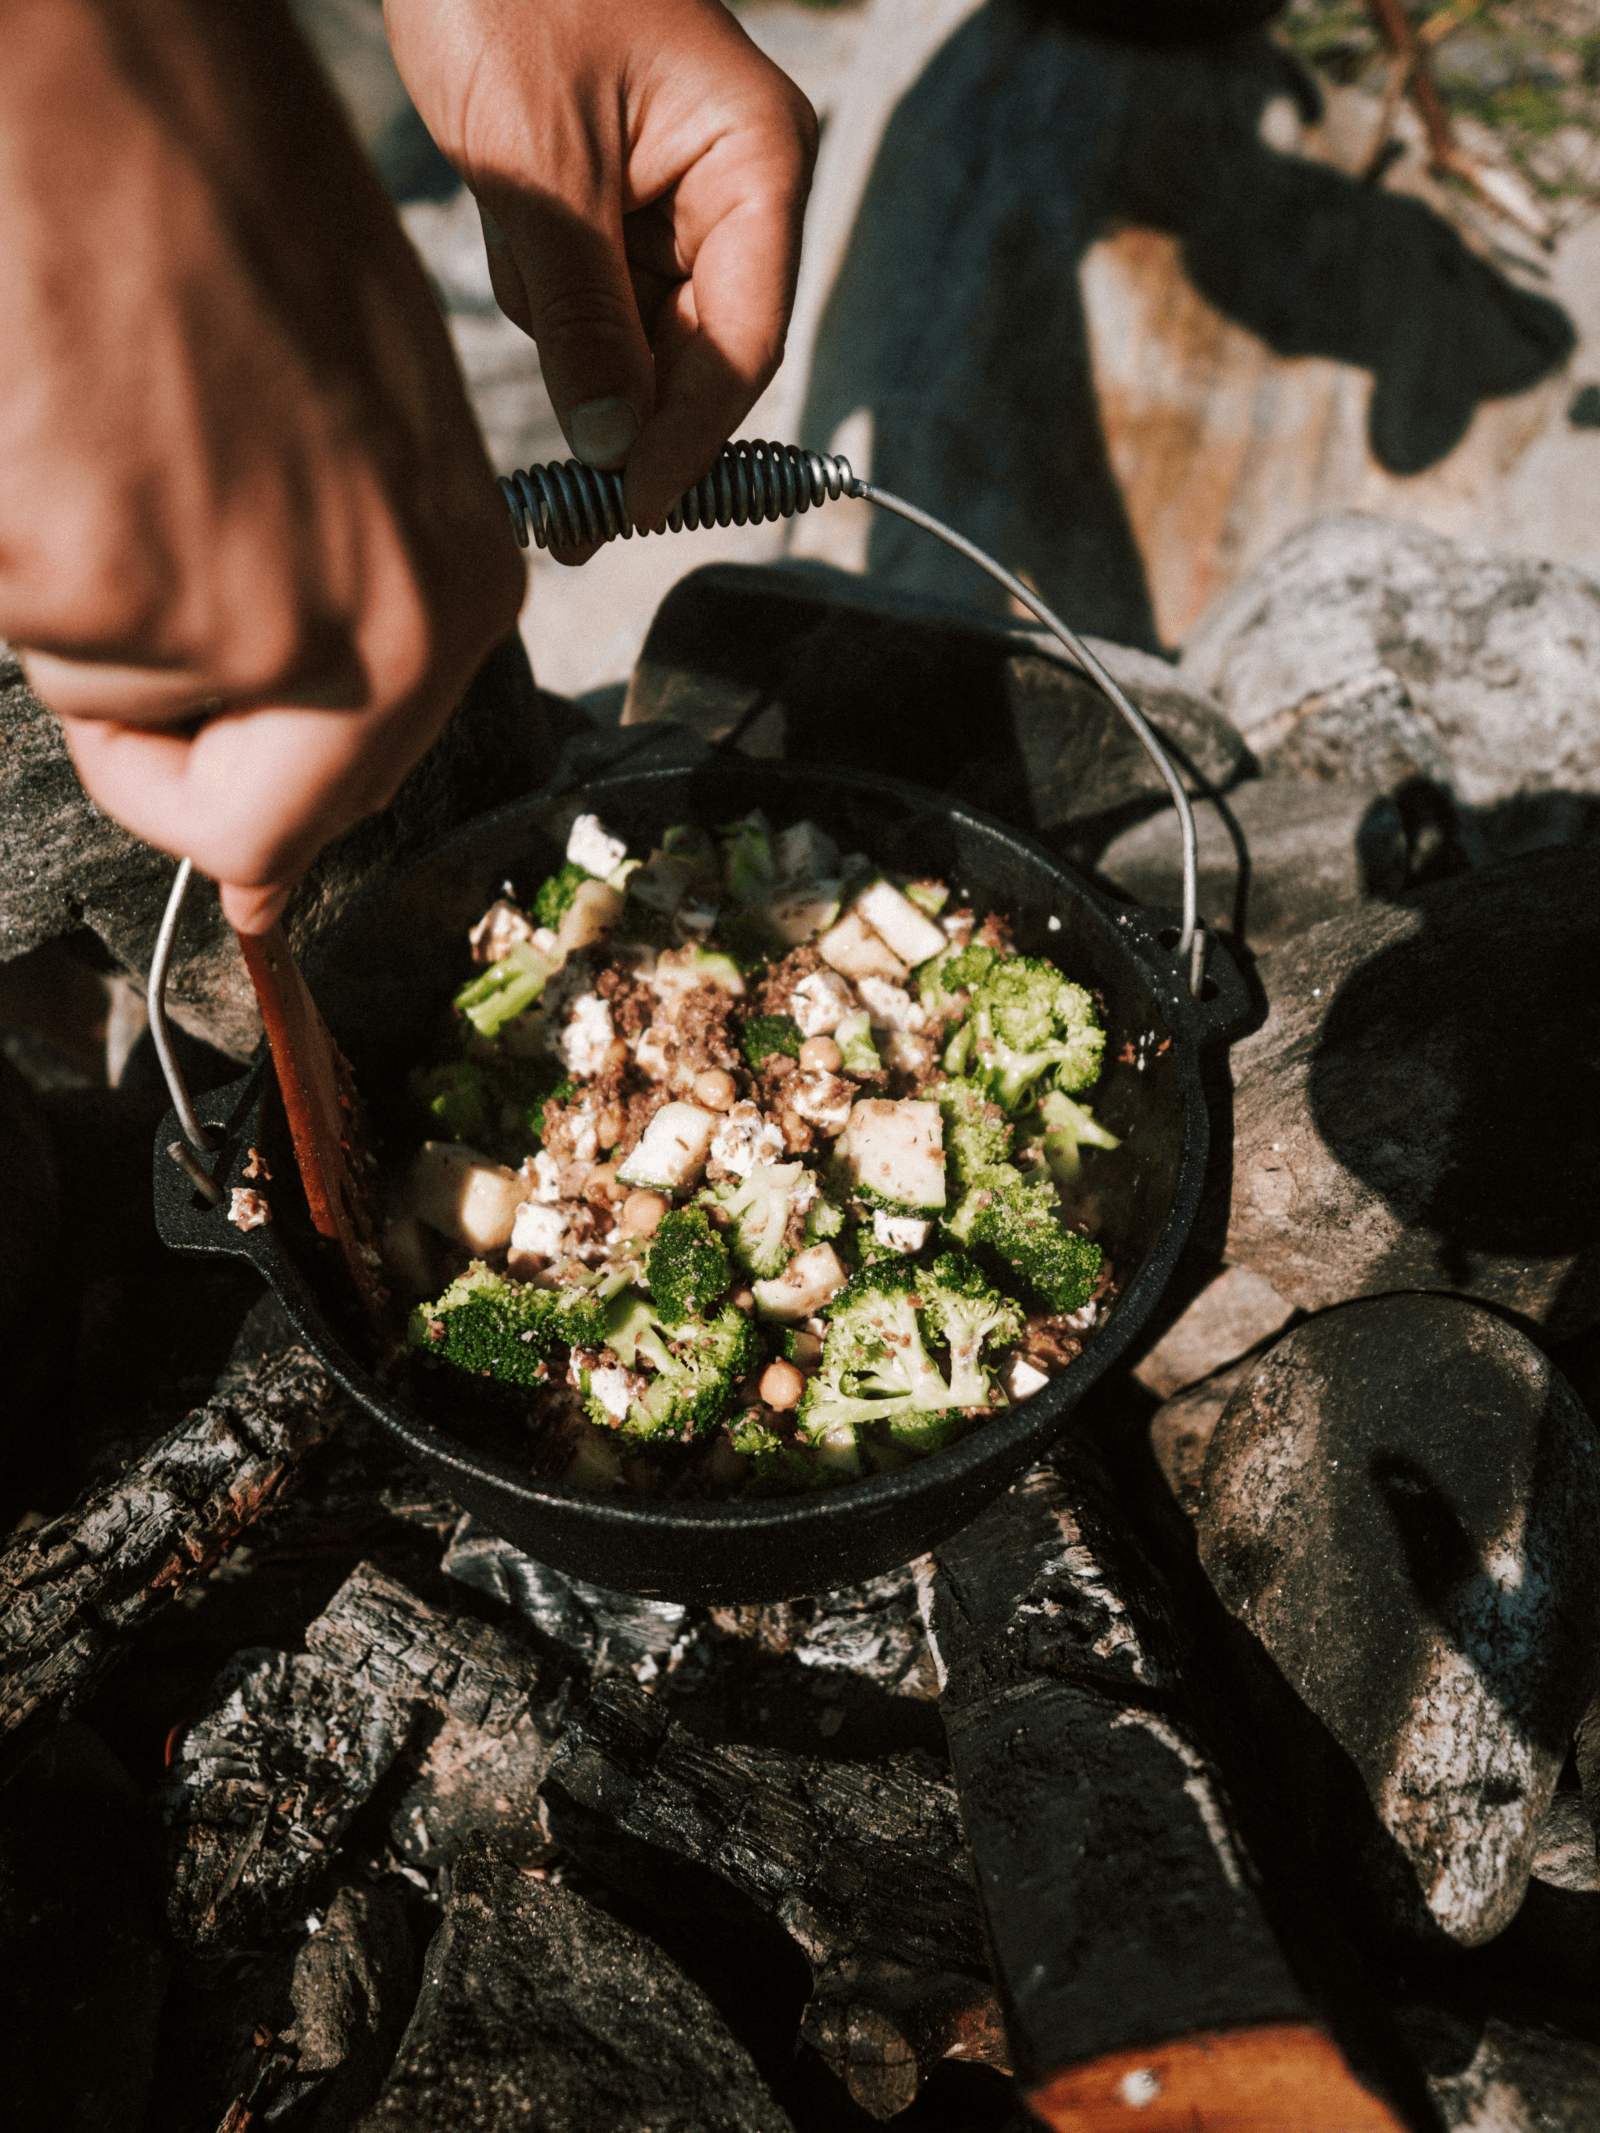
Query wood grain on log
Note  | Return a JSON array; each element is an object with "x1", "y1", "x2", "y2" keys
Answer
[
  {"x1": 541, "y1": 1674, "x2": 1000, "y2": 2118},
  {"x1": 0, "y1": 1342, "x2": 344, "y2": 1779},
  {"x1": 925, "y1": 1451, "x2": 1409, "y2": 2131}
]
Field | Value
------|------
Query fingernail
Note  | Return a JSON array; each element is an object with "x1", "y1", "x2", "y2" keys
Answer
[{"x1": 568, "y1": 398, "x2": 640, "y2": 470}]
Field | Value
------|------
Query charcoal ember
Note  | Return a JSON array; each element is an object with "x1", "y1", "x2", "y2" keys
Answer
[
  {"x1": 259, "y1": 1883, "x2": 421, "y2": 2133},
  {"x1": 1099, "y1": 779, "x2": 1416, "y2": 958},
  {"x1": 0, "y1": 1340, "x2": 345, "y2": 1778},
  {"x1": 0, "y1": 1721, "x2": 168, "y2": 2133},
  {"x1": 1180, "y1": 514, "x2": 1600, "y2": 814},
  {"x1": 1197, "y1": 1295, "x2": 1600, "y2": 1948},
  {"x1": 305, "y1": 1561, "x2": 572, "y2": 1874},
  {"x1": 1396, "y1": 2001, "x2": 1600, "y2": 2131},
  {"x1": 157, "y1": 1649, "x2": 410, "y2": 1952},
  {"x1": 441, "y1": 1516, "x2": 699, "y2": 1682},
  {"x1": 709, "y1": 1568, "x2": 939, "y2": 1702},
  {"x1": 541, "y1": 1676, "x2": 998, "y2": 2119},
  {"x1": 0, "y1": 636, "x2": 552, "y2": 1059},
  {"x1": 355, "y1": 1837, "x2": 793, "y2": 2133},
  {"x1": 1130, "y1": 1263, "x2": 1296, "y2": 1402},
  {"x1": 621, "y1": 563, "x2": 1247, "y2": 844},
  {"x1": 1225, "y1": 848, "x2": 1600, "y2": 1336}
]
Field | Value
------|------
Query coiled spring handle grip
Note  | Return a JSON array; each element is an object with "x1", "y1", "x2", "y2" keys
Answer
[{"x1": 500, "y1": 440, "x2": 1205, "y2": 990}]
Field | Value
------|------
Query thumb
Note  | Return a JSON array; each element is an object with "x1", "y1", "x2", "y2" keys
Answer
[{"x1": 479, "y1": 191, "x2": 655, "y2": 475}]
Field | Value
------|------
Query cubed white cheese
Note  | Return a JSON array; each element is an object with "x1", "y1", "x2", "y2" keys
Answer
[
  {"x1": 468, "y1": 899, "x2": 537, "y2": 964},
  {"x1": 583, "y1": 1361, "x2": 639, "y2": 1423},
  {"x1": 615, "y1": 1103, "x2": 718, "y2": 1191},
  {"x1": 557, "y1": 992, "x2": 615, "y2": 1079},
  {"x1": 789, "y1": 969, "x2": 858, "y2": 1037},
  {"x1": 855, "y1": 976, "x2": 926, "y2": 1033},
  {"x1": 525, "y1": 1149, "x2": 563, "y2": 1203},
  {"x1": 873, "y1": 1208, "x2": 931, "y2": 1254},
  {"x1": 852, "y1": 879, "x2": 948, "y2": 967},
  {"x1": 789, "y1": 1070, "x2": 856, "y2": 1135},
  {"x1": 634, "y1": 1022, "x2": 672, "y2": 1082},
  {"x1": 842, "y1": 1099, "x2": 946, "y2": 1211},
  {"x1": 753, "y1": 1243, "x2": 850, "y2": 1322},
  {"x1": 710, "y1": 1101, "x2": 787, "y2": 1177},
  {"x1": 406, "y1": 1142, "x2": 524, "y2": 1252},
  {"x1": 509, "y1": 1200, "x2": 570, "y2": 1263},
  {"x1": 1003, "y1": 1354, "x2": 1052, "y2": 1403},
  {"x1": 816, "y1": 910, "x2": 909, "y2": 983},
  {"x1": 566, "y1": 813, "x2": 629, "y2": 880},
  {"x1": 881, "y1": 1030, "x2": 936, "y2": 1077}
]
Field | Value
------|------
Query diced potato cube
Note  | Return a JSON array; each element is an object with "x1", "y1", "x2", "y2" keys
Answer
[
  {"x1": 555, "y1": 879, "x2": 624, "y2": 957},
  {"x1": 843, "y1": 1099, "x2": 946, "y2": 1211},
  {"x1": 816, "y1": 910, "x2": 908, "y2": 983},
  {"x1": 852, "y1": 879, "x2": 947, "y2": 967},
  {"x1": 753, "y1": 1243, "x2": 850, "y2": 1322},
  {"x1": 616, "y1": 1103, "x2": 719, "y2": 1191},
  {"x1": 406, "y1": 1142, "x2": 524, "y2": 1252}
]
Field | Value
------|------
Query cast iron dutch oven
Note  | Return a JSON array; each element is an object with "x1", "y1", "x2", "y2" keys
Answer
[{"x1": 153, "y1": 753, "x2": 1247, "y2": 1602}]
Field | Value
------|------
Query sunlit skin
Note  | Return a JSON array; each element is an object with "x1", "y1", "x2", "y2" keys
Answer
[{"x1": 0, "y1": 0, "x2": 815, "y2": 932}]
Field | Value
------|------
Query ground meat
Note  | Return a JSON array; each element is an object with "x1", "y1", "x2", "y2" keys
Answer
[
  {"x1": 1019, "y1": 1315, "x2": 1086, "y2": 1373},
  {"x1": 669, "y1": 982, "x2": 741, "y2": 1080},
  {"x1": 974, "y1": 908, "x2": 1013, "y2": 952},
  {"x1": 541, "y1": 1095, "x2": 602, "y2": 1168},
  {"x1": 594, "y1": 964, "x2": 655, "y2": 1043},
  {"x1": 754, "y1": 944, "x2": 824, "y2": 1017},
  {"x1": 755, "y1": 1055, "x2": 798, "y2": 1104}
]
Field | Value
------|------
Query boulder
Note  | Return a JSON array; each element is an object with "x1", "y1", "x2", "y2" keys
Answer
[
  {"x1": 355, "y1": 1838, "x2": 793, "y2": 2132},
  {"x1": 1224, "y1": 847, "x2": 1600, "y2": 1337},
  {"x1": 278, "y1": 1883, "x2": 421, "y2": 2133},
  {"x1": 1180, "y1": 514, "x2": 1600, "y2": 810},
  {"x1": 1131, "y1": 1262, "x2": 1296, "y2": 1401},
  {"x1": 1196, "y1": 1294, "x2": 1600, "y2": 1947},
  {"x1": 1148, "y1": 1354, "x2": 1265, "y2": 1520},
  {"x1": 621, "y1": 563, "x2": 1249, "y2": 850}
]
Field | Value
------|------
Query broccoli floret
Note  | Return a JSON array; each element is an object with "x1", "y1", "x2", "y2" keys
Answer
[
  {"x1": 410, "y1": 1059, "x2": 490, "y2": 1144},
  {"x1": 533, "y1": 860, "x2": 590, "y2": 931},
  {"x1": 619, "y1": 894, "x2": 675, "y2": 949},
  {"x1": 454, "y1": 940, "x2": 561, "y2": 1038},
  {"x1": 934, "y1": 1078, "x2": 1012, "y2": 1190},
  {"x1": 645, "y1": 1207, "x2": 732, "y2": 1327},
  {"x1": 797, "y1": 1260, "x2": 955, "y2": 1431},
  {"x1": 720, "y1": 908, "x2": 785, "y2": 973},
  {"x1": 408, "y1": 1262, "x2": 612, "y2": 1387},
  {"x1": 1033, "y1": 1087, "x2": 1121, "y2": 1187},
  {"x1": 594, "y1": 1291, "x2": 758, "y2": 1441},
  {"x1": 719, "y1": 811, "x2": 775, "y2": 906},
  {"x1": 833, "y1": 1010, "x2": 881, "y2": 1078},
  {"x1": 921, "y1": 1250, "x2": 1024, "y2": 1408},
  {"x1": 945, "y1": 1166, "x2": 1102, "y2": 1313},
  {"x1": 699, "y1": 1162, "x2": 807, "y2": 1281},
  {"x1": 919, "y1": 939, "x2": 1000, "y2": 1022},
  {"x1": 804, "y1": 1189, "x2": 847, "y2": 1246},
  {"x1": 741, "y1": 1014, "x2": 803, "y2": 1069},
  {"x1": 729, "y1": 1411, "x2": 827, "y2": 1494},
  {"x1": 944, "y1": 955, "x2": 1104, "y2": 1111}
]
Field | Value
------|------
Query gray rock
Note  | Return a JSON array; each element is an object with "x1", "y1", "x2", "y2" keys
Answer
[
  {"x1": 622, "y1": 562, "x2": 1248, "y2": 847},
  {"x1": 1148, "y1": 1353, "x2": 1265, "y2": 1520},
  {"x1": 1180, "y1": 513, "x2": 1600, "y2": 810},
  {"x1": 1530, "y1": 1792, "x2": 1600, "y2": 1897},
  {"x1": 1131, "y1": 1262, "x2": 1296, "y2": 1401},
  {"x1": 279, "y1": 1883, "x2": 421, "y2": 2133},
  {"x1": 1225, "y1": 847, "x2": 1600, "y2": 1336},
  {"x1": 0, "y1": 1721, "x2": 169, "y2": 2133},
  {"x1": 1098, "y1": 777, "x2": 1413, "y2": 956},
  {"x1": 356, "y1": 1839, "x2": 793, "y2": 2133},
  {"x1": 1397, "y1": 2001, "x2": 1600, "y2": 2132},
  {"x1": 0, "y1": 636, "x2": 554, "y2": 1060},
  {"x1": 1197, "y1": 1294, "x2": 1600, "y2": 1947}
]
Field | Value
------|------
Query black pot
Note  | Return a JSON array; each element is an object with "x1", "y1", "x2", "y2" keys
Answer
[{"x1": 153, "y1": 756, "x2": 1246, "y2": 1601}]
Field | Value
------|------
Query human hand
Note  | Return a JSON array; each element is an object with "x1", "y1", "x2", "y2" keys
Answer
[
  {"x1": 0, "y1": 0, "x2": 525, "y2": 934},
  {"x1": 383, "y1": 0, "x2": 818, "y2": 538}
]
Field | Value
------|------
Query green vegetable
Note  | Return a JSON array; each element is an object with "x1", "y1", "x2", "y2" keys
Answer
[
  {"x1": 741, "y1": 1014, "x2": 803, "y2": 1069},
  {"x1": 409, "y1": 1059, "x2": 490, "y2": 1145},
  {"x1": 832, "y1": 1010, "x2": 881, "y2": 1077},
  {"x1": 454, "y1": 940, "x2": 561, "y2": 1038},
  {"x1": 902, "y1": 879, "x2": 950, "y2": 919},
  {"x1": 1033, "y1": 1087, "x2": 1121, "y2": 1186},
  {"x1": 729, "y1": 1410, "x2": 825, "y2": 1494},
  {"x1": 593, "y1": 1291, "x2": 758, "y2": 1442},
  {"x1": 920, "y1": 1251, "x2": 1025, "y2": 1407},
  {"x1": 645, "y1": 1206, "x2": 732, "y2": 1326},
  {"x1": 719, "y1": 811, "x2": 775, "y2": 907},
  {"x1": 945, "y1": 955, "x2": 1104, "y2": 1111},
  {"x1": 945, "y1": 1166, "x2": 1102, "y2": 1313},
  {"x1": 699, "y1": 1163, "x2": 808, "y2": 1281},
  {"x1": 408, "y1": 1262, "x2": 615, "y2": 1387},
  {"x1": 918, "y1": 939, "x2": 1000, "y2": 1022},
  {"x1": 934, "y1": 1078, "x2": 1012, "y2": 1190},
  {"x1": 533, "y1": 861, "x2": 590, "y2": 930}
]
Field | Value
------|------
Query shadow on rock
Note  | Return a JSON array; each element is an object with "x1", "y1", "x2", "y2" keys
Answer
[{"x1": 804, "y1": 2, "x2": 1573, "y2": 644}]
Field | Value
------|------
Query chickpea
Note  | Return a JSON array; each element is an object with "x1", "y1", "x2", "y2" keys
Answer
[
  {"x1": 731, "y1": 1287, "x2": 756, "y2": 1313},
  {"x1": 692, "y1": 1067, "x2": 737, "y2": 1111},
  {"x1": 620, "y1": 1189, "x2": 669, "y2": 1237},
  {"x1": 759, "y1": 1359, "x2": 806, "y2": 1410},
  {"x1": 601, "y1": 1038, "x2": 630, "y2": 1075},
  {"x1": 798, "y1": 1035, "x2": 842, "y2": 1074},
  {"x1": 583, "y1": 1162, "x2": 621, "y2": 1206},
  {"x1": 594, "y1": 1103, "x2": 626, "y2": 1150}
]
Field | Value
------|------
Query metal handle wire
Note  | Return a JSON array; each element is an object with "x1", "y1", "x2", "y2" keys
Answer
[{"x1": 500, "y1": 440, "x2": 1205, "y2": 984}]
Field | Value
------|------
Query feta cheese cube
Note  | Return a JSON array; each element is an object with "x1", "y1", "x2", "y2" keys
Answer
[
  {"x1": 872, "y1": 1208, "x2": 931, "y2": 1254},
  {"x1": 557, "y1": 992, "x2": 616, "y2": 1080},
  {"x1": 566, "y1": 812, "x2": 629, "y2": 880},
  {"x1": 710, "y1": 1101, "x2": 787, "y2": 1178},
  {"x1": 1003, "y1": 1354, "x2": 1052, "y2": 1403},
  {"x1": 855, "y1": 975, "x2": 926, "y2": 1033},
  {"x1": 509, "y1": 1200, "x2": 570, "y2": 1264},
  {"x1": 789, "y1": 969, "x2": 858, "y2": 1037}
]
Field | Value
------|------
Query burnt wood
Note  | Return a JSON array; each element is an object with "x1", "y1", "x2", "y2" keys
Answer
[
  {"x1": 541, "y1": 1675, "x2": 1003, "y2": 2118},
  {"x1": 926, "y1": 1450, "x2": 1413, "y2": 2131},
  {"x1": 0, "y1": 1341, "x2": 344, "y2": 1780}
]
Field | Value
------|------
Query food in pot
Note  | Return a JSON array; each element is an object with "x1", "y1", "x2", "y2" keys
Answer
[{"x1": 395, "y1": 810, "x2": 1120, "y2": 1496}]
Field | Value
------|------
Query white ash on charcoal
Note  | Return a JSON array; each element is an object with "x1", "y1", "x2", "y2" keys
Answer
[
  {"x1": 1224, "y1": 847, "x2": 1600, "y2": 1336},
  {"x1": 620, "y1": 562, "x2": 1248, "y2": 851},
  {"x1": 1197, "y1": 1294, "x2": 1600, "y2": 1950},
  {"x1": 0, "y1": 1721, "x2": 169, "y2": 2133},
  {"x1": 0, "y1": 1337, "x2": 346, "y2": 1780},
  {"x1": 306, "y1": 1561, "x2": 571, "y2": 1877},
  {"x1": 921, "y1": 1447, "x2": 1426, "y2": 2131},
  {"x1": 1180, "y1": 514, "x2": 1600, "y2": 817},
  {"x1": 355, "y1": 1836, "x2": 794, "y2": 2133},
  {"x1": 708, "y1": 1569, "x2": 939, "y2": 1704},
  {"x1": 1098, "y1": 779, "x2": 1421, "y2": 960},
  {"x1": 540, "y1": 1674, "x2": 1002, "y2": 2121},
  {"x1": 157, "y1": 1647, "x2": 412, "y2": 1953}
]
